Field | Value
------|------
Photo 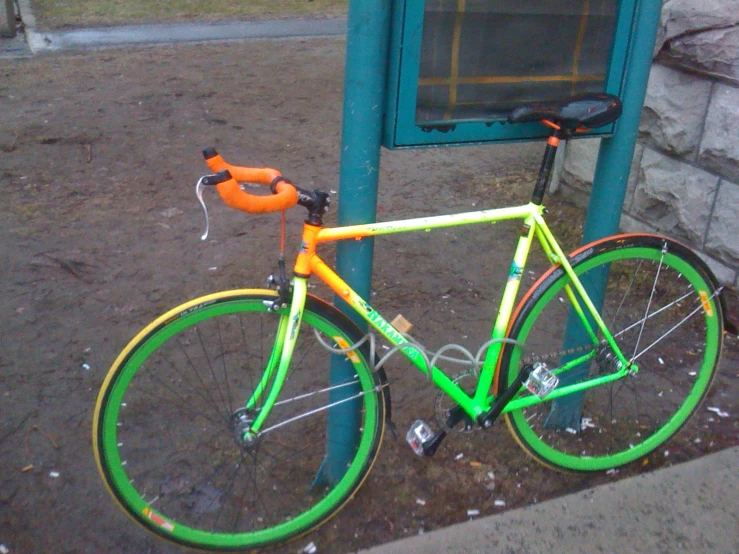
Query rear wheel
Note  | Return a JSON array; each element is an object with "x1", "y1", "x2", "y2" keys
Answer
[
  {"x1": 94, "y1": 290, "x2": 385, "y2": 551},
  {"x1": 499, "y1": 235, "x2": 723, "y2": 472}
]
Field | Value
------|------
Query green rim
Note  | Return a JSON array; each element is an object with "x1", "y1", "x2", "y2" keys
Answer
[
  {"x1": 504, "y1": 239, "x2": 722, "y2": 471},
  {"x1": 96, "y1": 294, "x2": 382, "y2": 550}
]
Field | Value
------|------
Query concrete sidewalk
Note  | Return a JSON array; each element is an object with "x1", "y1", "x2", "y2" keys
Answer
[
  {"x1": 0, "y1": 0, "x2": 346, "y2": 57},
  {"x1": 359, "y1": 447, "x2": 738, "y2": 554}
]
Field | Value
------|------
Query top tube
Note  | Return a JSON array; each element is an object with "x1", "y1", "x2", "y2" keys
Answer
[{"x1": 316, "y1": 203, "x2": 544, "y2": 243}]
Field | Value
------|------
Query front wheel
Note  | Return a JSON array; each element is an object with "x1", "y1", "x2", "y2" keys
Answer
[
  {"x1": 93, "y1": 290, "x2": 385, "y2": 551},
  {"x1": 499, "y1": 234, "x2": 724, "y2": 472}
]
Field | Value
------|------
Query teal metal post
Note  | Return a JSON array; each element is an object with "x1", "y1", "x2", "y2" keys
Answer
[
  {"x1": 315, "y1": 0, "x2": 392, "y2": 486},
  {"x1": 546, "y1": 0, "x2": 663, "y2": 429}
]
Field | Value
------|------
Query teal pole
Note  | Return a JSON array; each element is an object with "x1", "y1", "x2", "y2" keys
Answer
[
  {"x1": 546, "y1": 0, "x2": 663, "y2": 429},
  {"x1": 314, "y1": 0, "x2": 392, "y2": 486}
]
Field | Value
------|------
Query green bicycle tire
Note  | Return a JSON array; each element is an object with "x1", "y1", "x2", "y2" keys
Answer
[
  {"x1": 93, "y1": 289, "x2": 385, "y2": 551},
  {"x1": 498, "y1": 234, "x2": 724, "y2": 472}
]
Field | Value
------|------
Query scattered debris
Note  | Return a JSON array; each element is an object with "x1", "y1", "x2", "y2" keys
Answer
[
  {"x1": 27, "y1": 425, "x2": 60, "y2": 451},
  {"x1": 0, "y1": 544, "x2": 9, "y2": 554},
  {"x1": 160, "y1": 207, "x2": 184, "y2": 218},
  {"x1": 494, "y1": 500, "x2": 506, "y2": 507},
  {"x1": 454, "y1": 453, "x2": 464, "y2": 461},
  {"x1": 707, "y1": 406, "x2": 729, "y2": 418},
  {"x1": 81, "y1": 363, "x2": 90, "y2": 371},
  {"x1": 469, "y1": 461, "x2": 481, "y2": 468},
  {"x1": 208, "y1": 267, "x2": 217, "y2": 271},
  {"x1": 383, "y1": 516, "x2": 394, "y2": 531},
  {"x1": 581, "y1": 418, "x2": 595, "y2": 430},
  {"x1": 21, "y1": 464, "x2": 33, "y2": 472},
  {"x1": 605, "y1": 469, "x2": 618, "y2": 475},
  {"x1": 466, "y1": 509, "x2": 479, "y2": 516},
  {"x1": 301, "y1": 541, "x2": 317, "y2": 554},
  {"x1": 415, "y1": 498, "x2": 426, "y2": 506},
  {"x1": 565, "y1": 427, "x2": 577, "y2": 434},
  {"x1": 49, "y1": 471, "x2": 60, "y2": 478}
]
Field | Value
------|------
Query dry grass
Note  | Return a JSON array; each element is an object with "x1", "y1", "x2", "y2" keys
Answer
[{"x1": 30, "y1": 0, "x2": 347, "y2": 29}]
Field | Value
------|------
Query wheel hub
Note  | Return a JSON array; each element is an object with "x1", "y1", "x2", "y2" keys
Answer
[{"x1": 229, "y1": 408, "x2": 259, "y2": 451}]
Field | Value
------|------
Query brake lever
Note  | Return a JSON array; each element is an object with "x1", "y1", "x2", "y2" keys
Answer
[
  {"x1": 195, "y1": 176, "x2": 210, "y2": 241},
  {"x1": 195, "y1": 170, "x2": 233, "y2": 240}
]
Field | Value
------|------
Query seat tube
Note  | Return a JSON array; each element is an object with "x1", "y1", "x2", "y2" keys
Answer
[{"x1": 476, "y1": 214, "x2": 537, "y2": 402}]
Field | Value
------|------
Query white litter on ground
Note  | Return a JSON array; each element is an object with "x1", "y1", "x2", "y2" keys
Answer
[{"x1": 707, "y1": 406, "x2": 729, "y2": 418}]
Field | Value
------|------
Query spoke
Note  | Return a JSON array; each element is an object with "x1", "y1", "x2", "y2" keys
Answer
[
  {"x1": 245, "y1": 446, "x2": 295, "y2": 529},
  {"x1": 197, "y1": 325, "x2": 230, "y2": 417},
  {"x1": 258, "y1": 388, "x2": 373, "y2": 436},
  {"x1": 205, "y1": 459, "x2": 244, "y2": 532},
  {"x1": 239, "y1": 314, "x2": 264, "y2": 408},
  {"x1": 129, "y1": 379, "x2": 217, "y2": 424},
  {"x1": 157, "y1": 350, "x2": 225, "y2": 424},
  {"x1": 243, "y1": 448, "x2": 274, "y2": 530},
  {"x1": 215, "y1": 316, "x2": 235, "y2": 416},
  {"x1": 177, "y1": 340, "x2": 231, "y2": 424},
  {"x1": 272, "y1": 379, "x2": 361, "y2": 407},
  {"x1": 632, "y1": 244, "x2": 666, "y2": 359},
  {"x1": 612, "y1": 289, "x2": 696, "y2": 340},
  {"x1": 631, "y1": 302, "x2": 708, "y2": 362},
  {"x1": 611, "y1": 258, "x2": 646, "y2": 326}
]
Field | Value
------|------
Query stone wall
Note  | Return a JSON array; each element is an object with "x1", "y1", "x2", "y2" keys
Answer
[{"x1": 557, "y1": 0, "x2": 739, "y2": 287}]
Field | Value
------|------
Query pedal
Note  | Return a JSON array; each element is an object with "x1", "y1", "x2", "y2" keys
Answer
[
  {"x1": 524, "y1": 362, "x2": 559, "y2": 398},
  {"x1": 406, "y1": 420, "x2": 446, "y2": 457}
]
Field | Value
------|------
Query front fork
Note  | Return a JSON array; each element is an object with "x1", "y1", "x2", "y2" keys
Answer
[{"x1": 242, "y1": 278, "x2": 308, "y2": 441}]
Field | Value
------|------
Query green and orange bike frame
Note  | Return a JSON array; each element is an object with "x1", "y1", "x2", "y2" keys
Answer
[
  {"x1": 239, "y1": 202, "x2": 635, "y2": 437},
  {"x1": 198, "y1": 132, "x2": 639, "y2": 439}
]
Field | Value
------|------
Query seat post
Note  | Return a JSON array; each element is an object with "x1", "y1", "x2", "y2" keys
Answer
[{"x1": 531, "y1": 124, "x2": 565, "y2": 205}]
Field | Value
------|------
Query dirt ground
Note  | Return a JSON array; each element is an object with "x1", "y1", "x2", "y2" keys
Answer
[{"x1": 1, "y1": 39, "x2": 737, "y2": 554}]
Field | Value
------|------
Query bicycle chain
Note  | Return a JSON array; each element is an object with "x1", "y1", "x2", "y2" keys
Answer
[{"x1": 522, "y1": 341, "x2": 605, "y2": 365}]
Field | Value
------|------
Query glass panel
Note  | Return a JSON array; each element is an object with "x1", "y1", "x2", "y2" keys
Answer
[{"x1": 416, "y1": 0, "x2": 619, "y2": 125}]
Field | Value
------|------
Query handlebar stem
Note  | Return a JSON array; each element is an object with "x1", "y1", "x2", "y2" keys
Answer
[{"x1": 296, "y1": 188, "x2": 331, "y2": 226}]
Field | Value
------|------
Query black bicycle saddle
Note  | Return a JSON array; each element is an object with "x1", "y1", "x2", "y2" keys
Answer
[{"x1": 508, "y1": 93, "x2": 623, "y2": 130}]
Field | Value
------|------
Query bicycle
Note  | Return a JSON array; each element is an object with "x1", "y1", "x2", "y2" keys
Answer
[{"x1": 93, "y1": 93, "x2": 729, "y2": 552}]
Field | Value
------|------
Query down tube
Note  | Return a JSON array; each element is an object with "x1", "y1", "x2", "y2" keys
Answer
[{"x1": 311, "y1": 258, "x2": 483, "y2": 419}]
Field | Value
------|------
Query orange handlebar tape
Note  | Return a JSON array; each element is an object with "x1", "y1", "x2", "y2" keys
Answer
[
  {"x1": 215, "y1": 177, "x2": 298, "y2": 214},
  {"x1": 205, "y1": 153, "x2": 298, "y2": 213}
]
